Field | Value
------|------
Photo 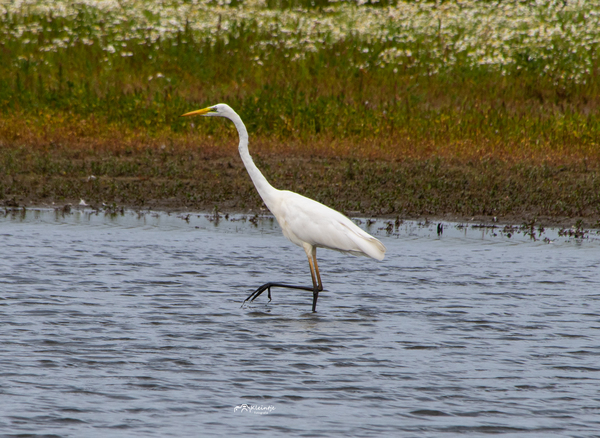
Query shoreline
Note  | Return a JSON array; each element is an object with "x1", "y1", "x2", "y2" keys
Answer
[
  {"x1": 2, "y1": 150, "x2": 599, "y2": 231},
  {"x1": 3, "y1": 202, "x2": 598, "y2": 233}
]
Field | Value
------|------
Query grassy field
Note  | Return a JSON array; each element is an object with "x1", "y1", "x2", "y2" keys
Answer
[{"x1": 1, "y1": 0, "x2": 599, "y2": 226}]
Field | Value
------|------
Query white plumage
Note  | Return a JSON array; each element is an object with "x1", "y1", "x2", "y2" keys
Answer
[
  {"x1": 182, "y1": 103, "x2": 385, "y2": 311},
  {"x1": 273, "y1": 190, "x2": 385, "y2": 260}
]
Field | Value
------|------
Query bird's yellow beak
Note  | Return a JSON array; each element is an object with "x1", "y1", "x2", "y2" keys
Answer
[{"x1": 180, "y1": 107, "x2": 214, "y2": 117}]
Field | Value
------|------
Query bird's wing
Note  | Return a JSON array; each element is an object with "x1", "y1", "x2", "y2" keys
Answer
[{"x1": 275, "y1": 191, "x2": 386, "y2": 260}]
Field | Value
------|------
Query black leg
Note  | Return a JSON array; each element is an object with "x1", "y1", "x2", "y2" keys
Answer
[
  {"x1": 243, "y1": 248, "x2": 325, "y2": 311},
  {"x1": 242, "y1": 282, "x2": 315, "y2": 308}
]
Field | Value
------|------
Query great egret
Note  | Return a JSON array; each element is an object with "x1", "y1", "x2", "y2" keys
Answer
[{"x1": 181, "y1": 104, "x2": 386, "y2": 312}]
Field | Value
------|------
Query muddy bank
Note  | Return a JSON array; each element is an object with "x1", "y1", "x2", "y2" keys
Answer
[{"x1": 1, "y1": 151, "x2": 598, "y2": 229}]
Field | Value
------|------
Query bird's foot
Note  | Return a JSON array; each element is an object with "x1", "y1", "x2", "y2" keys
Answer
[{"x1": 241, "y1": 282, "x2": 316, "y2": 308}]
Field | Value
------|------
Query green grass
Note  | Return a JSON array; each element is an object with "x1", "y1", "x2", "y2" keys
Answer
[
  {"x1": 1, "y1": 1, "x2": 599, "y2": 157},
  {"x1": 2, "y1": 39, "x2": 599, "y2": 161},
  {"x1": 1, "y1": 1, "x2": 599, "y2": 223}
]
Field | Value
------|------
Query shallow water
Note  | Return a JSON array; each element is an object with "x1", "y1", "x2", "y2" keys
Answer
[{"x1": 1, "y1": 208, "x2": 599, "y2": 437}]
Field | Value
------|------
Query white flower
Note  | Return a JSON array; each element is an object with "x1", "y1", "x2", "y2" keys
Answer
[{"x1": 2, "y1": 0, "x2": 598, "y2": 83}]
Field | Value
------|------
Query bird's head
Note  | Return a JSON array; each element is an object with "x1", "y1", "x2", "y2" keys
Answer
[{"x1": 180, "y1": 103, "x2": 233, "y2": 118}]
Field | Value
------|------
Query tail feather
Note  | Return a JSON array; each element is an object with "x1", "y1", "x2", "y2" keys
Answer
[{"x1": 340, "y1": 222, "x2": 386, "y2": 260}]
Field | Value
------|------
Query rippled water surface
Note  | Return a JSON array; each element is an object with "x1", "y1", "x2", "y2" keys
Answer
[{"x1": 1, "y1": 209, "x2": 599, "y2": 437}]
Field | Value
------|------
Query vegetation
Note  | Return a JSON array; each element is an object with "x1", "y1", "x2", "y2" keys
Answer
[{"x1": 1, "y1": 0, "x2": 599, "y2": 225}]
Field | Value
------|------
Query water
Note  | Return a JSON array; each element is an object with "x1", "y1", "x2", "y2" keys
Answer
[{"x1": 1, "y1": 208, "x2": 599, "y2": 437}]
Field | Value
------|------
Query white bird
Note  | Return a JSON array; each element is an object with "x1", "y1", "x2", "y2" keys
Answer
[{"x1": 181, "y1": 103, "x2": 386, "y2": 312}]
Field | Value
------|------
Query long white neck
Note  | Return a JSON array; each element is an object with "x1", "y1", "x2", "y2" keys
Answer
[{"x1": 227, "y1": 110, "x2": 279, "y2": 210}]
